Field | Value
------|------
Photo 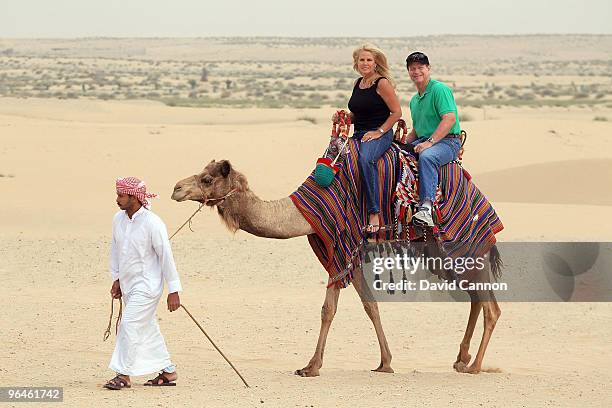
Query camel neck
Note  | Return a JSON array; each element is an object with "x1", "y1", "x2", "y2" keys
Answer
[{"x1": 217, "y1": 190, "x2": 313, "y2": 239}]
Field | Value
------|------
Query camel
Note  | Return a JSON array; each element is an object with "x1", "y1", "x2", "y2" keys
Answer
[{"x1": 171, "y1": 156, "x2": 502, "y2": 376}]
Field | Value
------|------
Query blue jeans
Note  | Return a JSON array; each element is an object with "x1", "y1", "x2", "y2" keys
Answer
[
  {"x1": 354, "y1": 128, "x2": 394, "y2": 214},
  {"x1": 411, "y1": 136, "x2": 461, "y2": 203}
]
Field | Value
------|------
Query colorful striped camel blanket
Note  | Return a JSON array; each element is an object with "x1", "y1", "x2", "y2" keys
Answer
[
  {"x1": 290, "y1": 139, "x2": 396, "y2": 288},
  {"x1": 290, "y1": 139, "x2": 503, "y2": 288},
  {"x1": 394, "y1": 150, "x2": 504, "y2": 259}
]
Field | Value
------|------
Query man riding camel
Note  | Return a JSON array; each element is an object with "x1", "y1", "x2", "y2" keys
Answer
[{"x1": 404, "y1": 52, "x2": 463, "y2": 227}]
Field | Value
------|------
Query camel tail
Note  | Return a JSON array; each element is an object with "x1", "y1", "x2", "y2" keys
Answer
[{"x1": 489, "y1": 244, "x2": 503, "y2": 280}]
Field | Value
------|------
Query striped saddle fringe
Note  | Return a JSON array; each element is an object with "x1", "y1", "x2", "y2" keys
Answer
[{"x1": 395, "y1": 150, "x2": 504, "y2": 260}]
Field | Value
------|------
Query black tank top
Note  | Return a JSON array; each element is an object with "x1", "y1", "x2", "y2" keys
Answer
[{"x1": 347, "y1": 77, "x2": 390, "y2": 132}]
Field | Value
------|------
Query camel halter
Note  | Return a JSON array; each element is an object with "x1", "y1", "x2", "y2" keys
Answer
[
  {"x1": 191, "y1": 174, "x2": 240, "y2": 206},
  {"x1": 166, "y1": 179, "x2": 240, "y2": 241}
]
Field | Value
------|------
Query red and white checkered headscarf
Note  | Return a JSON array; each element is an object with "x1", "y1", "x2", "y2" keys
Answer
[{"x1": 116, "y1": 177, "x2": 157, "y2": 209}]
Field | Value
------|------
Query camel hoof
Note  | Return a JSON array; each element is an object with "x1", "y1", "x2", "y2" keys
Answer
[
  {"x1": 454, "y1": 353, "x2": 471, "y2": 369},
  {"x1": 455, "y1": 362, "x2": 481, "y2": 374},
  {"x1": 294, "y1": 368, "x2": 320, "y2": 377}
]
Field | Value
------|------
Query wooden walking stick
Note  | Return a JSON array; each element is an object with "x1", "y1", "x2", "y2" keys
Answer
[
  {"x1": 169, "y1": 207, "x2": 250, "y2": 387},
  {"x1": 180, "y1": 304, "x2": 250, "y2": 388}
]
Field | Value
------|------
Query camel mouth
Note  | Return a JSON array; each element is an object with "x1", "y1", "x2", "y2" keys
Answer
[{"x1": 171, "y1": 191, "x2": 192, "y2": 202}]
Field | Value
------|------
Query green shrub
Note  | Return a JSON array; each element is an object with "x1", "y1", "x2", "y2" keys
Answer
[
  {"x1": 297, "y1": 115, "x2": 317, "y2": 124},
  {"x1": 459, "y1": 113, "x2": 474, "y2": 122}
]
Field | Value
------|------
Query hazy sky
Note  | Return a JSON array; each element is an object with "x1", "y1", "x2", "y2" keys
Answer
[{"x1": 1, "y1": 0, "x2": 610, "y2": 37}]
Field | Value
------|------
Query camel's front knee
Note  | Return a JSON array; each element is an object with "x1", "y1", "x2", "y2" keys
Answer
[
  {"x1": 362, "y1": 301, "x2": 379, "y2": 319},
  {"x1": 321, "y1": 303, "x2": 337, "y2": 324},
  {"x1": 484, "y1": 306, "x2": 500, "y2": 328},
  {"x1": 494, "y1": 303, "x2": 501, "y2": 319}
]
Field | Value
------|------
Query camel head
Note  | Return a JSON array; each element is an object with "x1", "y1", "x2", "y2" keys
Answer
[{"x1": 171, "y1": 159, "x2": 247, "y2": 206}]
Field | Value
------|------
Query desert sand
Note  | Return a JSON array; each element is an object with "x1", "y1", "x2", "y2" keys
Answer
[
  {"x1": 1, "y1": 96, "x2": 612, "y2": 408},
  {"x1": 1, "y1": 35, "x2": 612, "y2": 408}
]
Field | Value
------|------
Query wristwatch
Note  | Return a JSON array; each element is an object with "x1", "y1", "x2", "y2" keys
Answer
[
  {"x1": 427, "y1": 137, "x2": 435, "y2": 144},
  {"x1": 377, "y1": 127, "x2": 385, "y2": 134}
]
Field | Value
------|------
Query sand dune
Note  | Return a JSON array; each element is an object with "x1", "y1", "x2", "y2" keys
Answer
[
  {"x1": 474, "y1": 158, "x2": 612, "y2": 206},
  {"x1": 2, "y1": 98, "x2": 612, "y2": 407}
]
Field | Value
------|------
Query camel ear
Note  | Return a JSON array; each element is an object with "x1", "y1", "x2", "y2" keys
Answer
[{"x1": 219, "y1": 160, "x2": 231, "y2": 178}]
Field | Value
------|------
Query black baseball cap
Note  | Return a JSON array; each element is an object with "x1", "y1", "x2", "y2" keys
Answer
[{"x1": 406, "y1": 52, "x2": 430, "y2": 68}]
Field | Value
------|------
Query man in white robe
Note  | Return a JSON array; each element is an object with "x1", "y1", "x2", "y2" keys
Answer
[{"x1": 104, "y1": 177, "x2": 183, "y2": 390}]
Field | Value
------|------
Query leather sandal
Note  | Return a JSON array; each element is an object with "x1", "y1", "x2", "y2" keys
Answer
[
  {"x1": 144, "y1": 372, "x2": 177, "y2": 387},
  {"x1": 104, "y1": 375, "x2": 131, "y2": 390}
]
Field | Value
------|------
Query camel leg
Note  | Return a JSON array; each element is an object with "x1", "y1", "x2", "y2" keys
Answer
[
  {"x1": 453, "y1": 294, "x2": 482, "y2": 372},
  {"x1": 351, "y1": 269, "x2": 394, "y2": 373},
  {"x1": 295, "y1": 284, "x2": 340, "y2": 377},
  {"x1": 456, "y1": 291, "x2": 501, "y2": 374}
]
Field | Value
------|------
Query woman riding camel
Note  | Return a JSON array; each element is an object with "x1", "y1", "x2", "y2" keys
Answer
[{"x1": 340, "y1": 44, "x2": 402, "y2": 234}]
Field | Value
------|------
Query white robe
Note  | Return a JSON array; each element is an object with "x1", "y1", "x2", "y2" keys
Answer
[{"x1": 108, "y1": 206, "x2": 182, "y2": 376}]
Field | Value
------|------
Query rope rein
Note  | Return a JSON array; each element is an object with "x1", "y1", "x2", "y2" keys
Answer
[
  {"x1": 103, "y1": 295, "x2": 122, "y2": 342},
  {"x1": 168, "y1": 203, "x2": 204, "y2": 240}
]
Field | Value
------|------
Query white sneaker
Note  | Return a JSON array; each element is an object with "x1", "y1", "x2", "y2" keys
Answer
[{"x1": 413, "y1": 208, "x2": 434, "y2": 227}]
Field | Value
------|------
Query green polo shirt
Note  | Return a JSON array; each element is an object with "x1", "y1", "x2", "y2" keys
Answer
[{"x1": 409, "y1": 79, "x2": 461, "y2": 138}]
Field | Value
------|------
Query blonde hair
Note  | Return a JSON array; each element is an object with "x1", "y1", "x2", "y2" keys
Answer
[{"x1": 352, "y1": 44, "x2": 395, "y2": 88}]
